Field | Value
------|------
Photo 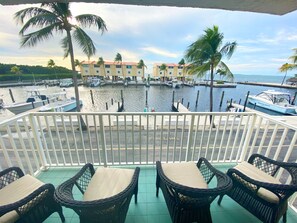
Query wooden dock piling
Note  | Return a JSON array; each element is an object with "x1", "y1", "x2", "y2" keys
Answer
[
  {"x1": 195, "y1": 90, "x2": 200, "y2": 107},
  {"x1": 243, "y1": 91, "x2": 250, "y2": 112}
]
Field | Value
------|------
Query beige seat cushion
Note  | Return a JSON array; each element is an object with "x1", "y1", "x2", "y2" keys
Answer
[
  {"x1": 0, "y1": 175, "x2": 44, "y2": 223},
  {"x1": 162, "y1": 162, "x2": 208, "y2": 189},
  {"x1": 83, "y1": 168, "x2": 135, "y2": 201},
  {"x1": 233, "y1": 161, "x2": 281, "y2": 203}
]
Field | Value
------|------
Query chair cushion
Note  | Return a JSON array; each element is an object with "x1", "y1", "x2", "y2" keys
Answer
[
  {"x1": 83, "y1": 168, "x2": 135, "y2": 201},
  {"x1": 161, "y1": 162, "x2": 208, "y2": 189},
  {"x1": 0, "y1": 175, "x2": 44, "y2": 223},
  {"x1": 233, "y1": 161, "x2": 281, "y2": 203}
]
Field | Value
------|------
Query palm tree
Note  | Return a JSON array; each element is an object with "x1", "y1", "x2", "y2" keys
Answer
[
  {"x1": 10, "y1": 66, "x2": 22, "y2": 82},
  {"x1": 137, "y1": 59, "x2": 147, "y2": 81},
  {"x1": 114, "y1": 53, "x2": 123, "y2": 81},
  {"x1": 47, "y1": 59, "x2": 58, "y2": 80},
  {"x1": 160, "y1": 63, "x2": 167, "y2": 82},
  {"x1": 185, "y1": 25, "x2": 237, "y2": 114},
  {"x1": 14, "y1": 2, "x2": 107, "y2": 112},
  {"x1": 279, "y1": 63, "x2": 294, "y2": 85},
  {"x1": 97, "y1": 57, "x2": 105, "y2": 78},
  {"x1": 178, "y1": 58, "x2": 185, "y2": 80}
]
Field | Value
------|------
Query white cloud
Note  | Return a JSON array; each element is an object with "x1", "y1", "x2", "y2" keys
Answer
[
  {"x1": 237, "y1": 45, "x2": 267, "y2": 53},
  {"x1": 141, "y1": 46, "x2": 179, "y2": 58}
]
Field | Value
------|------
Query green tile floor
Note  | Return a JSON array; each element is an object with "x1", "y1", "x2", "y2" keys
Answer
[{"x1": 38, "y1": 165, "x2": 297, "y2": 223}]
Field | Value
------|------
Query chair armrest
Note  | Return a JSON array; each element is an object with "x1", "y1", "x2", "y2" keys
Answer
[
  {"x1": 227, "y1": 168, "x2": 297, "y2": 202},
  {"x1": 248, "y1": 154, "x2": 297, "y2": 183},
  {"x1": 197, "y1": 157, "x2": 233, "y2": 191},
  {"x1": 0, "y1": 183, "x2": 55, "y2": 217},
  {"x1": 0, "y1": 167, "x2": 24, "y2": 190}
]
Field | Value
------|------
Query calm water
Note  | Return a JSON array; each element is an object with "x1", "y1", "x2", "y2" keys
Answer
[{"x1": 1, "y1": 80, "x2": 296, "y2": 116}]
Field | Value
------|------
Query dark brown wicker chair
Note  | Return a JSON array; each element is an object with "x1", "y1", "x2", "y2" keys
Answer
[
  {"x1": 0, "y1": 167, "x2": 65, "y2": 223},
  {"x1": 54, "y1": 163, "x2": 140, "y2": 223},
  {"x1": 156, "y1": 158, "x2": 232, "y2": 223},
  {"x1": 218, "y1": 154, "x2": 297, "y2": 223}
]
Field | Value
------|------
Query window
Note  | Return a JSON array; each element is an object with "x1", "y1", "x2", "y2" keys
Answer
[
  {"x1": 168, "y1": 66, "x2": 174, "y2": 69},
  {"x1": 107, "y1": 70, "x2": 110, "y2": 73},
  {"x1": 178, "y1": 66, "x2": 183, "y2": 69},
  {"x1": 118, "y1": 71, "x2": 120, "y2": 74},
  {"x1": 94, "y1": 64, "x2": 99, "y2": 68},
  {"x1": 160, "y1": 72, "x2": 162, "y2": 75},
  {"x1": 82, "y1": 64, "x2": 88, "y2": 67},
  {"x1": 116, "y1": 65, "x2": 121, "y2": 68},
  {"x1": 128, "y1": 71, "x2": 131, "y2": 74},
  {"x1": 85, "y1": 70, "x2": 88, "y2": 73},
  {"x1": 96, "y1": 70, "x2": 99, "y2": 73},
  {"x1": 105, "y1": 65, "x2": 110, "y2": 68},
  {"x1": 126, "y1": 65, "x2": 132, "y2": 69},
  {"x1": 169, "y1": 72, "x2": 172, "y2": 75},
  {"x1": 138, "y1": 71, "x2": 141, "y2": 74},
  {"x1": 179, "y1": 72, "x2": 182, "y2": 75}
]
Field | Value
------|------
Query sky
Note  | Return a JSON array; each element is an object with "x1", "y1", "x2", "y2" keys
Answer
[{"x1": 1, "y1": 3, "x2": 297, "y2": 76}]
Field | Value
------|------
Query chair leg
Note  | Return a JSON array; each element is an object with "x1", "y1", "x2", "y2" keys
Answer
[
  {"x1": 57, "y1": 206, "x2": 65, "y2": 222},
  {"x1": 134, "y1": 183, "x2": 138, "y2": 204},
  {"x1": 217, "y1": 194, "x2": 224, "y2": 205},
  {"x1": 156, "y1": 174, "x2": 160, "y2": 197},
  {"x1": 283, "y1": 211, "x2": 287, "y2": 223}
]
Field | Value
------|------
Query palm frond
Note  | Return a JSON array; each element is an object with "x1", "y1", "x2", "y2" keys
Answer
[
  {"x1": 19, "y1": 14, "x2": 61, "y2": 35},
  {"x1": 72, "y1": 27, "x2": 96, "y2": 59},
  {"x1": 20, "y1": 24, "x2": 57, "y2": 47},
  {"x1": 14, "y1": 7, "x2": 53, "y2": 24},
  {"x1": 217, "y1": 61, "x2": 234, "y2": 81},
  {"x1": 41, "y1": 2, "x2": 71, "y2": 18},
  {"x1": 75, "y1": 14, "x2": 107, "y2": 34},
  {"x1": 187, "y1": 62, "x2": 210, "y2": 78},
  {"x1": 61, "y1": 36, "x2": 70, "y2": 58},
  {"x1": 220, "y1": 41, "x2": 237, "y2": 59}
]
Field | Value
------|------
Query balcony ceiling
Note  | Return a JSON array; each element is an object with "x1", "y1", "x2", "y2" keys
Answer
[{"x1": 1, "y1": 0, "x2": 297, "y2": 15}]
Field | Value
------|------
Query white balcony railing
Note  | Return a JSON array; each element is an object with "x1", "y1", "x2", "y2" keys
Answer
[{"x1": 0, "y1": 111, "x2": 297, "y2": 209}]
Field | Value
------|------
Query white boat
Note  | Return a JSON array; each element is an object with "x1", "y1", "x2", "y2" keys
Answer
[
  {"x1": 59, "y1": 78, "x2": 73, "y2": 88},
  {"x1": 248, "y1": 90, "x2": 297, "y2": 114},
  {"x1": 164, "y1": 81, "x2": 173, "y2": 87},
  {"x1": 172, "y1": 79, "x2": 181, "y2": 88},
  {"x1": 3, "y1": 89, "x2": 61, "y2": 114},
  {"x1": 88, "y1": 77, "x2": 100, "y2": 87},
  {"x1": 39, "y1": 93, "x2": 83, "y2": 112}
]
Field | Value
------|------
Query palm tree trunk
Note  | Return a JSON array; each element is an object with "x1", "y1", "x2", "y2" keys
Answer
[
  {"x1": 66, "y1": 30, "x2": 80, "y2": 112},
  {"x1": 281, "y1": 71, "x2": 287, "y2": 85}
]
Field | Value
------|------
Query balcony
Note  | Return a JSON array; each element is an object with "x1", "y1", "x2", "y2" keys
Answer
[{"x1": 1, "y1": 111, "x2": 297, "y2": 222}]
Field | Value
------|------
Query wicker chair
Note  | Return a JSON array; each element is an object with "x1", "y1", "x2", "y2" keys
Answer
[
  {"x1": 0, "y1": 167, "x2": 65, "y2": 223},
  {"x1": 156, "y1": 158, "x2": 232, "y2": 223},
  {"x1": 54, "y1": 163, "x2": 140, "y2": 223},
  {"x1": 218, "y1": 154, "x2": 297, "y2": 223}
]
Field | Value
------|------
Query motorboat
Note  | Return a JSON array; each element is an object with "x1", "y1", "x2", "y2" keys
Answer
[
  {"x1": 59, "y1": 78, "x2": 73, "y2": 87},
  {"x1": 89, "y1": 77, "x2": 101, "y2": 87},
  {"x1": 248, "y1": 90, "x2": 297, "y2": 114},
  {"x1": 164, "y1": 81, "x2": 173, "y2": 87},
  {"x1": 3, "y1": 89, "x2": 61, "y2": 114},
  {"x1": 172, "y1": 79, "x2": 181, "y2": 88},
  {"x1": 39, "y1": 93, "x2": 83, "y2": 112}
]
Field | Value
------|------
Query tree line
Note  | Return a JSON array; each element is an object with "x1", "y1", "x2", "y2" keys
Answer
[{"x1": 0, "y1": 63, "x2": 73, "y2": 81}]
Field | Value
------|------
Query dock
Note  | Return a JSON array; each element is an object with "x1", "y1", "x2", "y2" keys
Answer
[{"x1": 172, "y1": 102, "x2": 190, "y2": 112}]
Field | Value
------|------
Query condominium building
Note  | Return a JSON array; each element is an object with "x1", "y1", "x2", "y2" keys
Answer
[
  {"x1": 152, "y1": 63, "x2": 190, "y2": 80},
  {"x1": 80, "y1": 61, "x2": 145, "y2": 81}
]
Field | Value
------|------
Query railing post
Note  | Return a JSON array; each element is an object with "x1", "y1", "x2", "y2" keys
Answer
[
  {"x1": 99, "y1": 114, "x2": 108, "y2": 167},
  {"x1": 28, "y1": 113, "x2": 48, "y2": 170},
  {"x1": 239, "y1": 113, "x2": 257, "y2": 162},
  {"x1": 185, "y1": 114, "x2": 195, "y2": 161}
]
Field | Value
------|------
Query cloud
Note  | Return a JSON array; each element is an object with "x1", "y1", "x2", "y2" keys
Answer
[
  {"x1": 236, "y1": 45, "x2": 267, "y2": 53},
  {"x1": 141, "y1": 46, "x2": 179, "y2": 58}
]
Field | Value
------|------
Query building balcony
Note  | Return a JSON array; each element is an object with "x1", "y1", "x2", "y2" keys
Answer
[{"x1": 0, "y1": 111, "x2": 297, "y2": 222}]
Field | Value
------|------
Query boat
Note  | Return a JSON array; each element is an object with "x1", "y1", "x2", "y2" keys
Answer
[
  {"x1": 248, "y1": 90, "x2": 297, "y2": 114},
  {"x1": 164, "y1": 81, "x2": 173, "y2": 87},
  {"x1": 172, "y1": 79, "x2": 181, "y2": 88},
  {"x1": 3, "y1": 89, "x2": 62, "y2": 114},
  {"x1": 39, "y1": 93, "x2": 83, "y2": 112},
  {"x1": 59, "y1": 78, "x2": 73, "y2": 88},
  {"x1": 88, "y1": 77, "x2": 100, "y2": 87}
]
